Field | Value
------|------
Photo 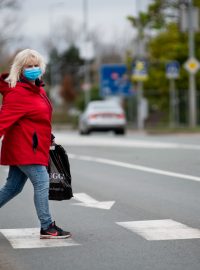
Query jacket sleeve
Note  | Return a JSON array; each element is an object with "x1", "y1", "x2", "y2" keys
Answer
[{"x1": 0, "y1": 91, "x2": 27, "y2": 137}]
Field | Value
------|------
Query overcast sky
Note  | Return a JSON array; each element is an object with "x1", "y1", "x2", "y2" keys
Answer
[{"x1": 16, "y1": 0, "x2": 151, "y2": 56}]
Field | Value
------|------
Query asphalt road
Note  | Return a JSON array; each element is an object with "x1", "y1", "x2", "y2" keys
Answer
[{"x1": 1, "y1": 131, "x2": 200, "y2": 270}]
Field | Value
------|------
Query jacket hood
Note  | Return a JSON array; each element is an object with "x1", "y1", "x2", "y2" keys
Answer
[{"x1": 0, "y1": 73, "x2": 45, "y2": 96}]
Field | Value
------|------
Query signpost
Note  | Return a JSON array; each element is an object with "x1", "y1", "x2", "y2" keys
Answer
[
  {"x1": 100, "y1": 64, "x2": 133, "y2": 97},
  {"x1": 181, "y1": 0, "x2": 200, "y2": 127},
  {"x1": 166, "y1": 61, "x2": 180, "y2": 127},
  {"x1": 132, "y1": 60, "x2": 148, "y2": 130},
  {"x1": 184, "y1": 56, "x2": 200, "y2": 127}
]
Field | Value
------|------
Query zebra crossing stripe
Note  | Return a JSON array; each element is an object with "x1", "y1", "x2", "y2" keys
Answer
[
  {"x1": 0, "y1": 228, "x2": 80, "y2": 249},
  {"x1": 116, "y1": 219, "x2": 200, "y2": 241}
]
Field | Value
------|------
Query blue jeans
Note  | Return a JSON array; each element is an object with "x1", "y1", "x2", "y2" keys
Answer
[{"x1": 0, "y1": 165, "x2": 52, "y2": 230}]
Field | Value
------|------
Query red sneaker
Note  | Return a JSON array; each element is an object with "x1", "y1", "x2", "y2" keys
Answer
[{"x1": 40, "y1": 222, "x2": 71, "y2": 239}]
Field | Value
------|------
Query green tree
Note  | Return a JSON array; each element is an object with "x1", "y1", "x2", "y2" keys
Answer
[
  {"x1": 46, "y1": 44, "x2": 102, "y2": 114},
  {"x1": 127, "y1": 0, "x2": 200, "y2": 125}
]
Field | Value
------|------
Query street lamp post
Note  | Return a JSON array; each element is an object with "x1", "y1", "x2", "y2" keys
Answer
[
  {"x1": 48, "y1": 2, "x2": 65, "y2": 105},
  {"x1": 83, "y1": 0, "x2": 91, "y2": 107}
]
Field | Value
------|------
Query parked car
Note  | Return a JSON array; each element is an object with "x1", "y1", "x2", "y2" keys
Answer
[{"x1": 79, "y1": 101, "x2": 126, "y2": 135}]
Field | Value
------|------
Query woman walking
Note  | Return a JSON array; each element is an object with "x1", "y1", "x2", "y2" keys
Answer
[{"x1": 0, "y1": 49, "x2": 71, "y2": 239}]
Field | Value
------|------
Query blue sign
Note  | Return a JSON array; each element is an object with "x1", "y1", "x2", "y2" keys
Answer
[
  {"x1": 100, "y1": 64, "x2": 133, "y2": 97},
  {"x1": 166, "y1": 61, "x2": 180, "y2": 79}
]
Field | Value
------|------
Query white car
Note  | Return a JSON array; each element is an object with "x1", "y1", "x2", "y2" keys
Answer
[{"x1": 79, "y1": 101, "x2": 126, "y2": 135}]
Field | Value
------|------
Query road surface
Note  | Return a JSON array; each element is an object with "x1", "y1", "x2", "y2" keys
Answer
[{"x1": 0, "y1": 131, "x2": 200, "y2": 270}]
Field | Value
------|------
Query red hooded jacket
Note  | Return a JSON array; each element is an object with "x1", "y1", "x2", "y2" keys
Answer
[{"x1": 0, "y1": 74, "x2": 52, "y2": 166}]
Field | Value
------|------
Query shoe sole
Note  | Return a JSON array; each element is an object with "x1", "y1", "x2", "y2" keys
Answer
[{"x1": 40, "y1": 234, "x2": 72, "y2": 239}]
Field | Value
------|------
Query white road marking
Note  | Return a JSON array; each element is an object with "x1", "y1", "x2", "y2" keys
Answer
[
  {"x1": 2, "y1": 166, "x2": 9, "y2": 173},
  {"x1": 116, "y1": 219, "x2": 200, "y2": 241},
  {"x1": 0, "y1": 228, "x2": 80, "y2": 249},
  {"x1": 55, "y1": 133, "x2": 200, "y2": 150},
  {"x1": 69, "y1": 154, "x2": 200, "y2": 183},
  {"x1": 73, "y1": 193, "x2": 115, "y2": 210}
]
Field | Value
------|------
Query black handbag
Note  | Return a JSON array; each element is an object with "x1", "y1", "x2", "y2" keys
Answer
[{"x1": 48, "y1": 144, "x2": 73, "y2": 201}]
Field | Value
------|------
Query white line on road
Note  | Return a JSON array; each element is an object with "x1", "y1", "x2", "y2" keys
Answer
[
  {"x1": 2, "y1": 167, "x2": 9, "y2": 173},
  {"x1": 116, "y1": 219, "x2": 200, "y2": 240},
  {"x1": 55, "y1": 134, "x2": 200, "y2": 150},
  {"x1": 69, "y1": 153, "x2": 200, "y2": 183},
  {"x1": 73, "y1": 193, "x2": 115, "y2": 210},
  {"x1": 0, "y1": 228, "x2": 80, "y2": 249}
]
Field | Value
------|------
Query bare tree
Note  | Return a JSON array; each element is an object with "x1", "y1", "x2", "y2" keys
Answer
[
  {"x1": 0, "y1": 0, "x2": 20, "y2": 62},
  {"x1": 0, "y1": 0, "x2": 18, "y2": 8},
  {"x1": 43, "y1": 17, "x2": 81, "y2": 55}
]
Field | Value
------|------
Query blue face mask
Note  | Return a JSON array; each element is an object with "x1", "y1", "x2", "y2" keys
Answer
[{"x1": 23, "y1": 67, "x2": 42, "y2": 81}]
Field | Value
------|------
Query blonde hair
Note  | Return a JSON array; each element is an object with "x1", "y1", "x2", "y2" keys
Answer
[{"x1": 5, "y1": 49, "x2": 46, "y2": 88}]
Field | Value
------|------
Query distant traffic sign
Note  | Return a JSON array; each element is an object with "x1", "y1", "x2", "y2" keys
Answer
[
  {"x1": 132, "y1": 60, "x2": 148, "y2": 81},
  {"x1": 100, "y1": 64, "x2": 133, "y2": 97},
  {"x1": 166, "y1": 61, "x2": 180, "y2": 79},
  {"x1": 184, "y1": 57, "x2": 200, "y2": 74}
]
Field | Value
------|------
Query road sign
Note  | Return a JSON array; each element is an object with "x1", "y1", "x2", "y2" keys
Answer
[
  {"x1": 100, "y1": 64, "x2": 133, "y2": 97},
  {"x1": 184, "y1": 57, "x2": 200, "y2": 74},
  {"x1": 132, "y1": 60, "x2": 148, "y2": 81},
  {"x1": 166, "y1": 61, "x2": 180, "y2": 79}
]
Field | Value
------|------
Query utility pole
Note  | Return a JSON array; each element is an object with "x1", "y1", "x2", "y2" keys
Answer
[
  {"x1": 181, "y1": 0, "x2": 200, "y2": 126},
  {"x1": 166, "y1": 61, "x2": 180, "y2": 128},
  {"x1": 137, "y1": 81, "x2": 144, "y2": 129},
  {"x1": 188, "y1": 0, "x2": 196, "y2": 127},
  {"x1": 135, "y1": 1, "x2": 145, "y2": 130},
  {"x1": 169, "y1": 79, "x2": 176, "y2": 127}
]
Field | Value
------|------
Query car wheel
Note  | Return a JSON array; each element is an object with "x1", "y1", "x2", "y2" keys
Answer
[
  {"x1": 84, "y1": 129, "x2": 91, "y2": 135},
  {"x1": 114, "y1": 129, "x2": 125, "y2": 135},
  {"x1": 79, "y1": 130, "x2": 85, "y2": 135},
  {"x1": 79, "y1": 129, "x2": 90, "y2": 135}
]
